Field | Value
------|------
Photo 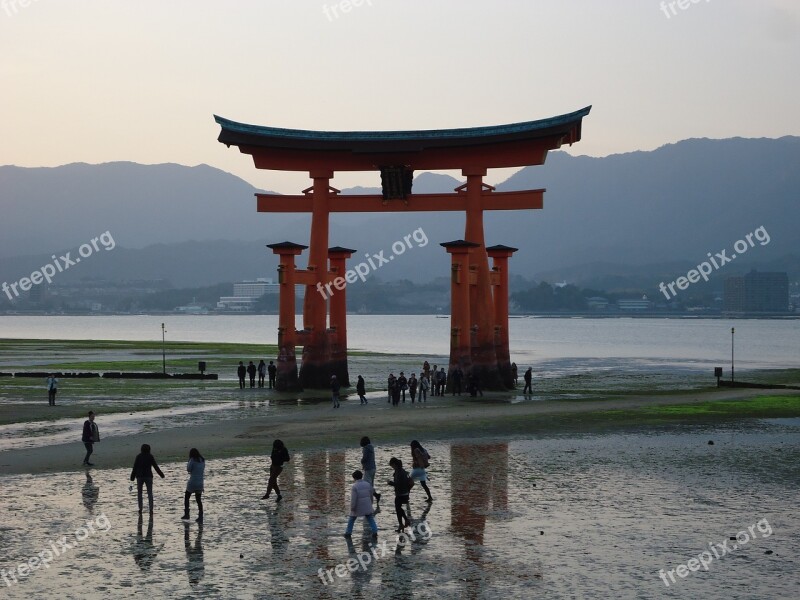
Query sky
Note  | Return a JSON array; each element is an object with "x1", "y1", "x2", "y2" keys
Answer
[{"x1": 1, "y1": 0, "x2": 799, "y2": 194}]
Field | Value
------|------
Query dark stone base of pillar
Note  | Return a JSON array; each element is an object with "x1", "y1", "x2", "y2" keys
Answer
[{"x1": 275, "y1": 347, "x2": 302, "y2": 392}]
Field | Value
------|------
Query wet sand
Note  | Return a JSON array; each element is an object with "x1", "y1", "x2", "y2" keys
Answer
[{"x1": 1, "y1": 387, "x2": 795, "y2": 476}]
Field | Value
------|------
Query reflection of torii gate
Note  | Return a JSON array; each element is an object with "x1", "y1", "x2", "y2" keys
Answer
[{"x1": 215, "y1": 107, "x2": 590, "y2": 391}]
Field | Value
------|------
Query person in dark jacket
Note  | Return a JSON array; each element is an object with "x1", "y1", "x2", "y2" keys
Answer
[
  {"x1": 410, "y1": 440, "x2": 433, "y2": 502},
  {"x1": 237, "y1": 361, "x2": 246, "y2": 389},
  {"x1": 387, "y1": 457, "x2": 412, "y2": 531},
  {"x1": 247, "y1": 361, "x2": 257, "y2": 388},
  {"x1": 408, "y1": 373, "x2": 418, "y2": 403},
  {"x1": 511, "y1": 362, "x2": 518, "y2": 387},
  {"x1": 262, "y1": 439, "x2": 290, "y2": 502},
  {"x1": 523, "y1": 367, "x2": 533, "y2": 394},
  {"x1": 267, "y1": 361, "x2": 277, "y2": 389},
  {"x1": 81, "y1": 411, "x2": 99, "y2": 466},
  {"x1": 387, "y1": 373, "x2": 396, "y2": 404},
  {"x1": 356, "y1": 375, "x2": 367, "y2": 404},
  {"x1": 396, "y1": 372, "x2": 408, "y2": 403},
  {"x1": 130, "y1": 444, "x2": 165, "y2": 514},
  {"x1": 451, "y1": 367, "x2": 463, "y2": 396}
]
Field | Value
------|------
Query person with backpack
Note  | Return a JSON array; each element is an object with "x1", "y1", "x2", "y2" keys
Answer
[
  {"x1": 410, "y1": 440, "x2": 433, "y2": 502},
  {"x1": 130, "y1": 444, "x2": 166, "y2": 515},
  {"x1": 343, "y1": 470, "x2": 378, "y2": 538},
  {"x1": 257, "y1": 360, "x2": 267, "y2": 388},
  {"x1": 387, "y1": 457, "x2": 413, "y2": 532},
  {"x1": 181, "y1": 448, "x2": 205, "y2": 523},
  {"x1": 261, "y1": 439, "x2": 290, "y2": 502}
]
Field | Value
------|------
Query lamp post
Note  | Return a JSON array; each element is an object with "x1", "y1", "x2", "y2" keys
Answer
[
  {"x1": 731, "y1": 327, "x2": 735, "y2": 382},
  {"x1": 162, "y1": 322, "x2": 167, "y2": 375}
]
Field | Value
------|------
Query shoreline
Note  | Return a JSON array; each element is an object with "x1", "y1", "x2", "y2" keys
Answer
[{"x1": 1, "y1": 388, "x2": 797, "y2": 476}]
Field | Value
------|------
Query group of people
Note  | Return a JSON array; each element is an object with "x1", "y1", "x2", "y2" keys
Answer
[
  {"x1": 260, "y1": 435, "x2": 434, "y2": 536},
  {"x1": 236, "y1": 360, "x2": 277, "y2": 389}
]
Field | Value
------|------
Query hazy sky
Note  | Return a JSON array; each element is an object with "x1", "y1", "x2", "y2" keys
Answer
[{"x1": 1, "y1": 0, "x2": 798, "y2": 193}]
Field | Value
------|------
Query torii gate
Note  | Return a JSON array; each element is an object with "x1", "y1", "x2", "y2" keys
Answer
[{"x1": 215, "y1": 107, "x2": 591, "y2": 391}]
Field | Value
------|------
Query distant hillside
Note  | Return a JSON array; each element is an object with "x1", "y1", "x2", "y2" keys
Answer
[{"x1": 1, "y1": 137, "x2": 798, "y2": 288}]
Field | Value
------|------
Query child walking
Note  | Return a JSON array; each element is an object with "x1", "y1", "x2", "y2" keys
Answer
[
  {"x1": 343, "y1": 470, "x2": 378, "y2": 537},
  {"x1": 182, "y1": 448, "x2": 205, "y2": 523}
]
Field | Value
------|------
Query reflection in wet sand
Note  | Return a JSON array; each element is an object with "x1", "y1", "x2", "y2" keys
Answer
[{"x1": 0, "y1": 426, "x2": 797, "y2": 598}]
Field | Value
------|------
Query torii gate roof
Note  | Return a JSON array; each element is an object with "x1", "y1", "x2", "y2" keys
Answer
[{"x1": 214, "y1": 106, "x2": 591, "y2": 172}]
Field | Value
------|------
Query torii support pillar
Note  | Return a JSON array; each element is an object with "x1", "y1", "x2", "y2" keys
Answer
[
  {"x1": 463, "y1": 171, "x2": 503, "y2": 390},
  {"x1": 267, "y1": 241, "x2": 307, "y2": 392},
  {"x1": 488, "y1": 245, "x2": 518, "y2": 389},
  {"x1": 327, "y1": 246, "x2": 356, "y2": 387},
  {"x1": 442, "y1": 240, "x2": 479, "y2": 389}
]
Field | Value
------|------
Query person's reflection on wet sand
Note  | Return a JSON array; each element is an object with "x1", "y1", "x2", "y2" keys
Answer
[
  {"x1": 132, "y1": 514, "x2": 163, "y2": 571},
  {"x1": 345, "y1": 536, "x2": 375, "y2": 595},
  {"x1": 184, "y1": 522, "x2": 205, "y2": 585},
  {"x1": 81, "y1": 471, "x2": 99, "y2": 512},
  {"x1": 265, "y1": 503, "x2": 290, "y2": 559}
]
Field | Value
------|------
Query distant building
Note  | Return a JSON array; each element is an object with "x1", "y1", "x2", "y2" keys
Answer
[
  {"x1": 217, "y1": 278, "x2": 299, "y2": 312},
  {"x1": 617, "y1": 296, "x2": 653, "y2": 311},
  {"x1": 724, "y1": 271, "x2": 788, "y2": 313},
  {"x1": 586, "y1": 296, "x2": 609, "y2": 310}
]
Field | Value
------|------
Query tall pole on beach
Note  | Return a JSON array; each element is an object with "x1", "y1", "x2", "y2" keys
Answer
[
  {"x1": 731, "y1": 327, "x2": 735, "y2": 382},
  {"x1": 162, "y1": 322, "x2": 167, "y2": 375}
]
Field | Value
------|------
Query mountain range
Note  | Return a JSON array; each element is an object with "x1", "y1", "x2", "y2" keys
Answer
[{"x1": 1, "y1": 136, "x2": 798, "y2": 290}]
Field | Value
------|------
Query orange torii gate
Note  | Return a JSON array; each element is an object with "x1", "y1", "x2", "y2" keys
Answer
[{"x1": 215, "y1": 107, "x2": 590, "y2": 391}]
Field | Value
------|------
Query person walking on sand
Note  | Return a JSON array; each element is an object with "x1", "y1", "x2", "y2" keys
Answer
[
  {"x1": 331, "y1": 375, "x2": 341, "y2": 408},
  {"x1": 511, "y1": 362, "x2": 518, "y2": 387},
  {"x1": 391, "y1": 376, "x2": 402, "y2": 406},
  {"x1": 408, "y1": 373, "x2": 418, "y2": 403},
  {"x1": 81, "y1": 411, "x2": 100, "y2": 466},
  {"x1": 268, "y1": 361, "x2": 277, "y2": 389},
  {"x1": 397, "y1": 372, "x2": 408, "y2": 403},
  {"x1": 410, "y1": 440, "x2": 433, "y2": 502},
  {"x1": 46, "y1": 373, "x2": 58, "y2": 406},
  {"x1": 343, "y1": 470, "x2": 378, "y2": 538},
  {"x1": 181, "y1": 448, "x2": 205, "y2": 523},
  {"x1": 257, "y1": 360, "x2": 267, "y2": 388},
  {"x1": 451, "y1": 367, "x2": 463, "y2": 396},
  {"x1": 247, "y1": 361, "x2": 257, "y2": 388},
  {"x1": 387, "y1": 457, "x2": 412, "y2": 532},
  {"x1": 418, "y1": 372, "x2": 428, "y2": 403},
  {"x1": 387, "y1": 373, "x2": 396, "y2": 403},
  {"x1": 523, "y1": 367, "x2": 533, "y2": 394},
  {"x1": 360, "y1": 436, "x2": 382, "y2": 504},
  {"x1": 237, "y1": 361, "x2": 246, "y2": 389},
  {"x1": 261, "y1": 439, "x2": 290, "y2": 502},
  {"x1": 130, "y1": 444, "x2": 165, "y2": 515},
  {"x1": 356, "y1": 375, "x2": 367, "y2": 404}
]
